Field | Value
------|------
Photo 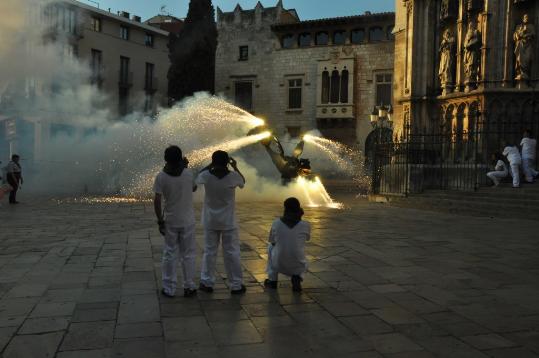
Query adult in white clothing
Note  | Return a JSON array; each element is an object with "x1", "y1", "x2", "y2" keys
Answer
[
  {"x1": 153, "y1": 146, "x2": 197, "y2": 298},
  {"x1": 196, "y1": 150, "x2": 246, "y2": 294},
  {"x1": 502, "y1": 143, "x2": 522, "y2": 188},
  {"x1": 521, "y1": 130, "x2": 538, "y2": 183},
  {"x1": 486, "y1": 153, "x2": 508, "y2": 186},
  {"x1": 265, "y1": 197, "x2": 311, "y2": 292}
]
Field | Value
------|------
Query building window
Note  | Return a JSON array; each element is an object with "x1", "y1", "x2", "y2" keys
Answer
[
  {"x1": 315, "y1": 32, "x2": 329, "y2": 46},
  {"x1": 369, "y1": 27, "x2": 385, "y2": 42},
  {"x1": 298, "y1": 33, "x2": 311, "y2": 47},
  {"x1": 330, "y1": 69, "x2": 340, "y2": 103},
  {"x1": 239, "y1": 46, "x2": 249, "y2": 61},
  {"x1": 333, "y1": 30, "x2": 346, "y2": 45},
  {"x1": 145, "y1": 33, "x2": 154, "y2": 47},
  {"x1": 119, "y1": 56, "x2": 130, "y2": 86},
  {"x1": 234, "y1": 81, "x2": 253, "y2": 111},
  {"x1": 91, "y1": 17, "x2": 101, "y2": 32},
  {"x1": 145, "y1": 63, "x2": 155, "y2": 92},
  {"x1": 90, "y1": 49, "x2": 102, "y2": 87},
  {"x1": 375, "y1": 73, "x2": 392, "y2": 106},
  {"x1": 321, "y1": 70, "x2": 330, "y2": 104},
  {"x1": 282, "y1": 34, "x2": 295, "y2": 49},
  {"x1": 120, "y1": 26, "x2": 129, "y2": 40},
  {"x1": 387, "y1": 26, "x2": 394, "y2": 40},
  {"x1": 340, "y1": 69, "x2": 349, "y2": 103},
  {"x1": 288, "y1": 79, "x2": 302, "y2": 109},
  {"x1": 351, "y1": 29, "x2": 365, "y2": 44}
]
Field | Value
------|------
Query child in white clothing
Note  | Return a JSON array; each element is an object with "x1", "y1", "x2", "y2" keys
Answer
[
  {"x1": 486, "y1": 152, "x2": 508, "y2": 187},
  {"x1": 265, "y1": 197, "x2": 311, "y2": 292},
  {"x1": 502, "y1": 142, "x2": 522, "y2": 188},
  {"x1": 520, "y1": 129, "x2": 538, "y2": 183}
]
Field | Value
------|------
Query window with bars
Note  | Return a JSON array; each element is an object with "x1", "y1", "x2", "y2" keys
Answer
[
  {"x1": 288, "y1": 79, "x2": 303, "y2": 109},
  {"x1": 375, "y1": 73, "x2": 393, "y2": 106}
]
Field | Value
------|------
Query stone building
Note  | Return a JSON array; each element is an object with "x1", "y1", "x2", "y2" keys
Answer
[
  {"x1": 215, "y1": 1, "x2": 395, "y2": 150},
  {"x1": 393, "y1": 0, "x2": 539, "y2": 152}
]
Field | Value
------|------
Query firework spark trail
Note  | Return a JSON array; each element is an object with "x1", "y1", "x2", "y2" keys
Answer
[
  {"x1": 187, "y1": 131, "x2": 271, "y2": 167},
  {"x1": 296, "y1": 176, "x2": 343, "y2": 209},
  {"x1": 303, "y1": 135, "x2": 354, "y2": 175}
]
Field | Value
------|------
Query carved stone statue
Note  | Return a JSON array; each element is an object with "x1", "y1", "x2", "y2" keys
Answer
[
  {"x1": 463, "y1": 19, "x2": 482, "y2": 92},
  {"x1": 514, "y1": 14, "x2": 535, "y2": 84},
  {"x1": 439, "y1": 28, "x2": 456, "y2": 94}
]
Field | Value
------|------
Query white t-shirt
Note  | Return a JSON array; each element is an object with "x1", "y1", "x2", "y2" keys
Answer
[
  {"x1": 268, "y1": 219, "x2": 311, "y2": 276},
  {"x1": 494, "y1": 160, "x2": 508, "y2": 175},
  {"x1": 196, "y1": 170, "x2": 245, "y2": 230},
  {"x1": 503, "y1": 146, "x2": 522, "y2": 165},
  {"x1": 520, "y1": 137, "x2": 537, "y2": 159},
  {"x1": 153, "y1": 169, "x2": 195, "y2": 228}
]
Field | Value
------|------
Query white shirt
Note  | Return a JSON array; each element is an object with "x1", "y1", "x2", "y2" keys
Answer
[
  {"x1": 6, "y1": 161, "x2": 21, "y2": 174},
  {"x1": 268, "y1": 219, "x2": 311, "y2": 276},
  {"x1": 503, "y1": 146, "x2": 522, "y2": 165},
  {"x1": 520, "y1": 137, "x2": 537, "y2": 159},
  {"x1": 494, "y1": 160, "x2": 508, "y2": 175},
  {"x1": 153, "y1": 169, "x2": 195, "y2": 228},
  {"x1": 196, "y1": 170, "x2": 244, "y2": 230}
]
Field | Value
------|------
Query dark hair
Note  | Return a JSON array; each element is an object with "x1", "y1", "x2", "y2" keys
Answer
[
  {"x1": 164, "y1": 146, "x2": 182, "y2": 164},
  {"x1": 11, "y1": 154, "x2": 19, "y2": 160},
  {"x1": 524, "y1": 129, "x2": 532, "y2": 137},
  {"x1": 284, "y1": 197, "x2": 302, "y2": 213},
  {"x1": 211, "y1": 150, "x2": 229, "y2": 167}
]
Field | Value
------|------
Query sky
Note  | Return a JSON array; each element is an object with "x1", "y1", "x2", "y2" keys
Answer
[{"x1": 83, "y1": 0, "x2": 395, "y2": 22}]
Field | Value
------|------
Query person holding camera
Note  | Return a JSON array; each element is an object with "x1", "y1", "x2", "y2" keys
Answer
[
  {"x1": 153, "y1": 146, "x2": 198, "y2": 298},
  {"x1": 196, "y1": 150, "x2": 246, "y2": 294}
]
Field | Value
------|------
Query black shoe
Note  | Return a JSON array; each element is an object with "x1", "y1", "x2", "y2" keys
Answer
[
  {"x1": 161, "y1": 288, "x2": 174, "y2": 298},
  {"x1": 199, "y1": 283, "x2": 214, "y2": 293},
  {"x1": 9, "y1": 201, "x2": 19, "y2": 205},
  {"x1": 264, "y1": 279, "x2": 278, "y2": 289},
  {"x1": 230, "y1": 285, "x2": 246, "y2": 295},
  {"x1": 291, "y1": 275, "x2": 302, "y2": 292},
  {"x1": 183, "y1": 288, "x2": 197, "y2": 297}
]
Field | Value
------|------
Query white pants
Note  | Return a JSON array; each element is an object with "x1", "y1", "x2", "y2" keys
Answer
[
  {"x1": 200, "y1": 229, "x2": 243, "y2": 290},
  {"x1": 510, "y1": 163, "x2": 521, "y2": 187},
  {"x1": 162, "y1": 224, "x2": 196, "y2": 295},
  {"x1": 522, "y1": 158, "x2": 538, "y2": 183},
  {"x1": 486, "y1": 171, "x2": 507, "y2": 186},
  {"x1": 266, "y1": 244, "x2": 305, "y2": 281}
]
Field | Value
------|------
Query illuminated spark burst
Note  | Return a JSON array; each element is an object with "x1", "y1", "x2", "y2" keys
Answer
[{"x1": 296, "y1": 176, "x2": 343, "y2": 209}]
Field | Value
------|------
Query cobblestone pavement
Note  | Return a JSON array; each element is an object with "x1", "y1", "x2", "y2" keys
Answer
[{"x1": 1, "y1": 196, "x2": 539, "y2": 358}]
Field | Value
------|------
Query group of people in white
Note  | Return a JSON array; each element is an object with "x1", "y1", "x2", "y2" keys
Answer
[
  {"x1": 487, "y1": 130, "x2": 538, "y2": 188},
  {"x1": 153, "y1": 145, "x2": 310, "y2": 298}
]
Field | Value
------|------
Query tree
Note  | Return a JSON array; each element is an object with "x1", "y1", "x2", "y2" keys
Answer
[{"x1": 168, "y1": 0, "x2": 217, "y2": 104}]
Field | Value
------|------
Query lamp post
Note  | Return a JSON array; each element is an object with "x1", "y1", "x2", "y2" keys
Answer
[{"x1": 370, "y1": 104, "x2": 394, "y2": 144}]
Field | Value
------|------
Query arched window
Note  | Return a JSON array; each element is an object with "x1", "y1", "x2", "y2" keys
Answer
[
  {"x1": 321, "y1": 70, "x2": 330, "y2": 104},
  {"x1": 369, "y1": 27, "x2": 384, "y2": 42},
  {"x1": 330, "y1": 69, "x2": 340, "y2": 103},
  {"x1": 351, "y1": 29, "x2": 365, "y2": 44},
  {"x1": 282, "y1": 34, "x2": 295, "y2": 49},
  {"x1": 333, "y1": 30, "x2": 346, "y2": 45},
  {"x1": 315, "y1": 32, "x2": 329, "y2": 46},
  {"x1": 340, "y1": 69, "x2": 349, "y2": 103},
  {"x1": 298, "y1": 33, "x2": 311, "y2": 47}
]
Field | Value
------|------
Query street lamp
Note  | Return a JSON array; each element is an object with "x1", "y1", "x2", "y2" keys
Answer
[{"x1": 370, "y1": 104, "x2": 393, "y2": 143}]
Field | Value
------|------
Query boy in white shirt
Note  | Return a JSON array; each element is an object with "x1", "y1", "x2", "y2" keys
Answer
[
  {"x1": 264, "y1": 197, "x2": 311, "y2": 292},
  {"x1": 520, "y1": 129, "x2": 538, "y2": 183},
  {"x1": 196, "y1": 151, "x2": 246, "y2": 294},
  {"x1": 153, "y1": 146, "x2": 197, "y2": 298},
  {"x1": 502, "y1": 142, "x2": 522, "y2": 188},
  {"x1": 486, "y1": 152, "x2": 508, "y2": 187}
]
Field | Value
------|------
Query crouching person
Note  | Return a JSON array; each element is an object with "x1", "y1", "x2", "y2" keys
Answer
[
  {"x1": 265, "y1": 198, "x2": 311, "y2": 292},
  {"x1": 486, "y1": 152, "x2": 508, "y2": 187},
  {"x1": 154, "y1": 146, "x2": 197, "y2": 298}
]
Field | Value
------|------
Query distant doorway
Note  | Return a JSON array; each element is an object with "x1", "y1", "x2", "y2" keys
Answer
[{"x1": 234, "y1": 81, "x2": 253, "y2": 112}]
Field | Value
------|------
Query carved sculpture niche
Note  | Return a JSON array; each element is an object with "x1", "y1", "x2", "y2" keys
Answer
[
  {"x1": 513, "y1": 14, "x2": 536, "y2": 87},
  {"x1": 439, "y1": 28, "x2": 456, "y2": 95},
  {"x1": 463, "y1": 18, "x2": 482, "y2": 92}
]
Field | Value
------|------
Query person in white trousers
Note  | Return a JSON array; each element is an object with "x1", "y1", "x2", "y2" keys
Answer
[
  {"x1": 520, "y1": 130, "x2": 538, "y2": 183},
  {"x1": 264, "y1": 197, "x2": 311, "y2": 292},
  {"x1": 502, "y1": 143, "x2": 522, "y2": 188},
  {"x1": 486, "y1": 152, "x2": 509, "y2": 187},
  {"x1": 196, "y1": 150, "x2": 246, "y2": 294},
  {"x1": 153, "y1": 146, "x2": 198, "y2": 298}
]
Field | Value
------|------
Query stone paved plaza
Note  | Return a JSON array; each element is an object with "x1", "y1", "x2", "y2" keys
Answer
[{"x1": 0, "y1": 196, "x2": 539, "y2": 358}]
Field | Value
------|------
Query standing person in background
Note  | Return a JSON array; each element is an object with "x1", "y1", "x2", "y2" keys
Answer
[
  {"x1": 196, "y1": 150, "x2": 247, "y2": 294},
  {"x1": 6, "y1": 155, "x2": 23, "y2": 204},
  {"x1": 486, "y1": 152, "x2": 509, "y2": 187},
  {"x1": 153, "y1": 146, "x2": 198, "y2": 298},
  {"x1": 521, "y1": 129, "x2": 538, "y2": 183},
  {"x1": 502, "y1": 142, "x2": 522, "y2": 188}
]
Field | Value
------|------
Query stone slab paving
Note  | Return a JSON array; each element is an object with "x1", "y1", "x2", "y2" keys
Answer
[{"x1": 0, "y1": 196, "x2": 539, "y2": 357}]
